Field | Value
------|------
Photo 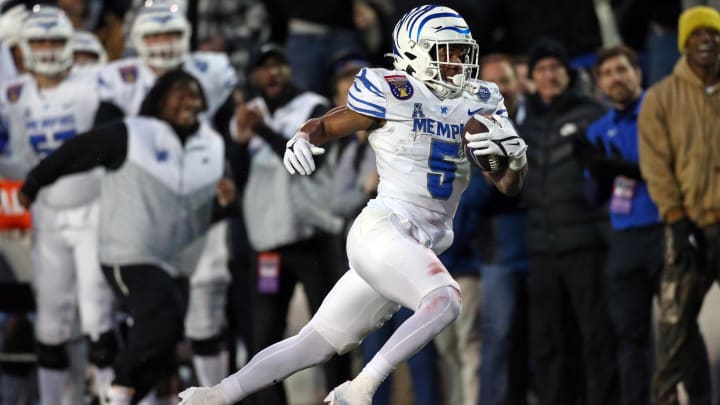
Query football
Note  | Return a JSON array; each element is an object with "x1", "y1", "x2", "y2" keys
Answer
[{"x1": 463, "y1": 115, "x2": 509, "y2": 173}]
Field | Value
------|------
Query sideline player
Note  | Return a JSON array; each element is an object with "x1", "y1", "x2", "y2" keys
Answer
[
  {"x1": 70, "y1": 31, "x2": 108, "y2": 67},
  {"x1": 0, "y1": 6, "x2": 116, "y2": 404},
  {"x1": 96, "y1": 1, "x2": 238, "y2": 392},
  {"x1": 179, "y1": 4, "x2": 528, "y2": 405}
]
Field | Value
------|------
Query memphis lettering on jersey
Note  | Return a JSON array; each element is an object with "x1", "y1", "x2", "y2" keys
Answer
[
  {"x1": 412, "y1": 118, "x2": 463, "y2": 140},
  {"x1": 411, "y1": 104, "x2": 464, "y2": 141}
]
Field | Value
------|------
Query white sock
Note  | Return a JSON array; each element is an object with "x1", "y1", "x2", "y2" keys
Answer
[
  {"x1": 92, "y1": 366, "x2": 115, "y2": 399},
  {"x1": 38, "y1": 367, "x2": 70, "y2": 405},
  {"x1": 220, "y1": 326, "x2": 336, "y2": 403},
  {"x1": 353, "y1": 355, "x2": 392, "y2": 394},
  {"x1": 193, "y1": 350, "x2": 229, "y2": 386},
  {"x1": 354, "y1": 287, "x2": 460, "y2": 395}
]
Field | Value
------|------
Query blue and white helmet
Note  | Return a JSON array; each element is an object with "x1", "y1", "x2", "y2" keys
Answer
[
  {"x1": 19, "y1": 5, "x2": 74, "y2": 75},
  {"x1": 131, "y1": 2, "x2": 190, "y2": 70},
  {"x1": 71, "y1": 31, "x2": 107, "y2": 66},
  {"x1": 389, "y1": 5, "x2": 479, "y2": 99}
]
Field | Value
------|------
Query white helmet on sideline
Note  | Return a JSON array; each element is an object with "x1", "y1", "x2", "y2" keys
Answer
[
  {"x1": 388, "y1": 4, "x2": 479, "y2": 99},
  {"x1": 71, "y1": 31, "x2": 107, "y2": 66},
  {"x1": 131, "y1": 2, "x2": 190, "y2": 70},
  {"x1": 19, "y1": 5, "x2": 74, "y2": 75}
]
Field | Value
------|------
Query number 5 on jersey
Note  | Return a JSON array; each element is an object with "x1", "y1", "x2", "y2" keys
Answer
[{"x1": 427, "y1": 139, "x2": 461, "y2": 199}]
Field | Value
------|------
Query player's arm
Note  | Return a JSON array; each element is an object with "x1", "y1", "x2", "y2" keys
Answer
[
  {"x1": 283, "y1": 106, "x2": 382, "y2": 175},
  {"x1": 18, "y1": 121, "x2": 128, "y2": 208},
  {"x1": 483, "y1": 163, "x2": 527, "y2": 197}
]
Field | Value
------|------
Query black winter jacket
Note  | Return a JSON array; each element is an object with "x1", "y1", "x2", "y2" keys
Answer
[{"x1": 520, "y1": 90, "x2": 609, "y2": 254}]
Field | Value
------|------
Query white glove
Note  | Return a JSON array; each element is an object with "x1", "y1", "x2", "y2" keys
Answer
[
  {"x1": 465, "y1": 115, "x2": 528, "y2": 171},
  {"x1": 283, "y1": 131, "x2": 325, "y2": 175}
]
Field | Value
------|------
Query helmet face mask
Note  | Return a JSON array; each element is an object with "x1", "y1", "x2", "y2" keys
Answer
[
  {"x1": 131, "y1": 4, "x2": 190, "y2": 70},
  {"x1": 19, "y1": 6, "x2": 74, "y2": 76},
  {"x1": 389, "y1": 5, "x2": 479, "y2": 99}
]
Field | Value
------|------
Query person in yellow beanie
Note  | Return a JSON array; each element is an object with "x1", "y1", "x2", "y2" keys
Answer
[
  {"x1": 678, "y1": 5, "x2": 720, "y2": 52},
  {"x1": 638, "y1": 4, "x2": 720, "y2": 405}
]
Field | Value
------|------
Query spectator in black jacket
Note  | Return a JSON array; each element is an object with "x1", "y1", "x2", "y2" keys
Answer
[{"x1": 519, "y1": 38, "x2": 619, "y2": 405}]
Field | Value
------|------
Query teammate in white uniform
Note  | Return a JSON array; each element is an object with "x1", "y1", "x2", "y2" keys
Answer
[
  {"x1": 0, "y1": 6, "x2": 117, "y2": 405},
  {"x1": 97, "y1": 3, "x2": 236, "y2": 119},
  {"x1": 96, "y1": 2, "x2": 238, "y2": 392},
  {"x1": 70, "y1": 31, "x2": 107, "y2": 67},
  {"x1": 179, "y1": 5, "x2": 529, "y2": 405}
]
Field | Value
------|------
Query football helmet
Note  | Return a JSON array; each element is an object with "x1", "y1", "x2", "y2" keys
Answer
[
  {"x1": 388, "y1": 5, "x2": 479, "y2": 99},
  {"x1": 131, "y1": 2, "x2": 190, "y2": 70},
  {"x1": 18, "y1": 5, "x2": 74, "y2": 75},
  {"x1": 70, "y1": 31, "x2": 107, "y2": 66}
]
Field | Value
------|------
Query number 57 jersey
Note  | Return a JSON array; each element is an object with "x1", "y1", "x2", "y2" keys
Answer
[
  {"x1": 0, "y1": 70, "x2": 101, "y2": 208},
  {"x1": 348, "y1": 67, "x2": 504, "y2": 220}
]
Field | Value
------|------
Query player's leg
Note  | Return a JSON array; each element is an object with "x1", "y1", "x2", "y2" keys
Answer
[
  {"x1": 185, "y1": 222, "x2": 231, "y2": 387},
  {"x1": 68, "y1": 202, "x2": 118, "y2": 402},
  {"x1": 186, "y1": 282, "x2": 229, "y2": 386},
  {"x1": 178, "y1": 269, "x2": 399, "y2": 405},
  {"x1": 31, "y1": 226, "x2": 80, "y2": 405},
  {"x1": 325, "y1": 205, "x2": 462, "y2": 404}
]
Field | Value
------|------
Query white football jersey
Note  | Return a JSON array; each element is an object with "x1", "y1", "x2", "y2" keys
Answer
[
  {"x1": 347, "y1": 67, "x2": 505, "y2": 220},
  {"x1": 97, "y1": 52, "x2": 237, "y2": 118},
  {"x1": 0, "y1": 69, "x2": 101, "y2": 208}
]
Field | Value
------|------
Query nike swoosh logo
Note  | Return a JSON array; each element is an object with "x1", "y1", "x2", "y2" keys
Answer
[
  {"x1": 507, "y1": 141, "x2": 520, "y2": 146},
  {"x1": 467, "y1": 108, "x2": 483, "y2": 115}
]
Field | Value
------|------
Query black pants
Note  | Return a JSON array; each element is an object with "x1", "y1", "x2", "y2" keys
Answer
[
  {"x1": 101, "y1": 264, "x2": 188, "y2": 404},
  {"x1": 246, "y1": 233, "x2": 351, "y2": 405},
  {"x1": 605, "y1": 225, "x2": 663, "y2": 405},
  {"x1": 528, "y1": 246, "x2": 618, "y2": 405},
  {"x1": 654, "y1": 223, "x2": 720, "y2": 405}
]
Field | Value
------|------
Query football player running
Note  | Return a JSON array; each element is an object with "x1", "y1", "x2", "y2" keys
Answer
[
  {"x1": 179, "y1": 4, "x2": 528, "y2": 405},
  {"x1": 96, "y1": 1, "x2": 238, "y2": 395},
  {"x1": 0, "y1": 6, "x2": 116, "y2": 405}
]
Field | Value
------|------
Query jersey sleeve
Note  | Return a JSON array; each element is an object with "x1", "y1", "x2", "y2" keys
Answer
[
  {"x1": 96, "y1": 64, "x2": 125, "y2": 112},
  {"x1": 346, "y1": 67, "x2": 387, "y2": 119},
  {"x1": 466, "y1": 80, "x2": 505, "y2": 118}
]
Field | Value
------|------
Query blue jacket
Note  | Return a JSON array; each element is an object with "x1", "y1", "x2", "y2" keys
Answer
[{"x1": 586, "y1": 93, "x2": 660, "y2": 230}]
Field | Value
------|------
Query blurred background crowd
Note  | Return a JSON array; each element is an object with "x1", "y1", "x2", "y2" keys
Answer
[{"x1": 0, "y1": 0, "x2": 719, "y2": 404}]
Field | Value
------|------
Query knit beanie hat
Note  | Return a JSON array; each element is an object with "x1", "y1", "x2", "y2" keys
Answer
[
  {"x1": 678, "y1": 6, "x2": 720, "y2": 52},
  {"x1": 526, "y1": 38, "x2": 571, "y2": 78}
]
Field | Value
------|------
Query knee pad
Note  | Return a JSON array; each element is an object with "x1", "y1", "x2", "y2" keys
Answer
[
  {"x1": 420, "y1": 286, "x2": 462, "y2": 326},
  {"x1": 191, "y1": 333, "x2": 226, "y2": 356},
  {"x1": 35, "y1": 341, "x2": 69, "y2": 370},
  {"x1": 88, "y1": 330, "x2": 119, "y2": 368}
]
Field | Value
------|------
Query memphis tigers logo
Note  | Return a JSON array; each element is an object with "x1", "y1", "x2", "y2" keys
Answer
[
  {"x1": 385, "y1": 75, "x2": 414, "y2": 100},
  {"x1": 119, "y1": 65, "x2": 138, "y2": 83},
  {"x1": 6, "y1": 84, "x2": 23, "y2": 103}
]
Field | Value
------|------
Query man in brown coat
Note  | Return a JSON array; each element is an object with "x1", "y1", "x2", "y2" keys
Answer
[{"x1": 638, "y1": 6, "x2": 720, "y2": 405}]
